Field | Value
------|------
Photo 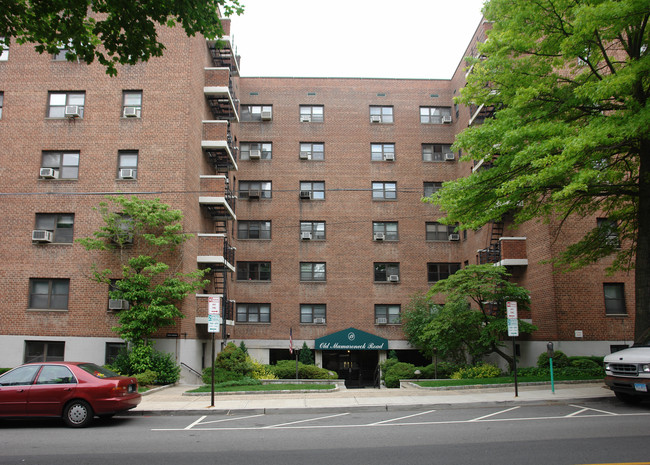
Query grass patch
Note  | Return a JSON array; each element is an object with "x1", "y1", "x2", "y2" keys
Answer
[
  {"x1": 188, "y1": 383, "x2": 335, "y2": 393},
  {"x1": 415, "y1": 374, "x2": 602, "y2": 388}
]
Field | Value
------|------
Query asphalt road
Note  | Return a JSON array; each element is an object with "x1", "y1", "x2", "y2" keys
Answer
[{"x1": 2, "y1": 400, "x2": 650, "y2": 465}]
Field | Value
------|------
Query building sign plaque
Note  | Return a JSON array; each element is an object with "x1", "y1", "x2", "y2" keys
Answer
[{"x1": 315, "y1": 327, "x2": 388, "y2": 351}]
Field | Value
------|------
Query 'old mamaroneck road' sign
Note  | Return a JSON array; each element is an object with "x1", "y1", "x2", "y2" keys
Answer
[{"x1": 315, "y1": 327, "x2": 388, "y2": 351}]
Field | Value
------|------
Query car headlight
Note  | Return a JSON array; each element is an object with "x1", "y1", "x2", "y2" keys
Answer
[
  {"x1": 604, "y1": 363, "x2": 611, "y2": 371},
  {"x1": 641, "y1": 364, "x2": 650, "y2": 373}
]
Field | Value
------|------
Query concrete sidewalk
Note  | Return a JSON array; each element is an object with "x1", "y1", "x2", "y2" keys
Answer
[{"x1": 128, "y1": 381, "x2": 615, "y2": 416}]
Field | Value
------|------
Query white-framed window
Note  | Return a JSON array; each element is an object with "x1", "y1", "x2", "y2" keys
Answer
[
  {"x1": 299, "y1": 105, "x2": 324, "y2": 122},
  {"x1": 375, "y1": 305, "x2": 400, "y2": 324},
  {"x1": 241, "y1": 105, "x2": 272, "y2": 122},
  {"x1": 300, "y1": 221, "x2": 326, "y2": 240},
  {"x1": 122, "y1": 90, "x2": 142, "y2": 118},
  {"x1": 41, "y1": 151, "x2": 80, "y2": 179},
  {"x1": 426, "y1": 222, "x2": 456, "y2": 241},
  {"x1": 237, "y1": 262, "x2": 271, "y2": 281},
  {"x1": 238, "y1": 221, "x2": 271, "y2": 239},
  {"x1": 422, "y1": 144, "x2": 454, "y2": 162},
  {"x1": 35, "y1": 213, "x2": 74, "y2": 243},
  {"x1": 374, "y1": 263, "x2": 400, "y2": 282},
  {"x1": 300, "y1": 143, "x2": 324, "y2": 161},
  {"x1": 370, "y1": 106, "x2": 393, "y2": 123},
  {"x1": 236, "y1": 303, "x2": 270, "y2": 323},
  {"x1": 604, "y1": 283, "x2": 626, "y2": 315},
  {"x1": 371, "y1": 143, "x2": 395, "y2": 161},
  {"x1": 47, "y1": 92, "x2": 85, "y2": 118},
  {"x1": 372, "y1": 182, "x2": 397, "y2": 200},
  {"x1": 300, "y1": 181, "x2": 325, "y2": 200},
  {"x1": 29, "y1": 278, "x2": 69, "y2": 310},
  {"x1": 117, "y1": 150, "x2": 138, "y2": 179},
  {"x1": 373, "y1": 222, "x2": 398, "y2": 241},
  {"x1": 300, "y1": 304, "x2": 326, "y2": 323},
  {"x1": 428, "y1": 263, "x2": 461, "y2": 282},
  {"x1": 420, "y1": 106, "x2": 452, "y2": 124},
  {"x1": 239, "y1": 181, "x2": 272, "y2": 199},
  {"x1": 240, "y1": 142, "x2": 272, "y2": 160},
  {"x1": 300, "y1": 262, "x2": 326, "y2": 282}
]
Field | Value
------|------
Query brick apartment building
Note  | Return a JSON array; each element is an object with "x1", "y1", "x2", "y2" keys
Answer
[{"x1": 0, "y1": 18, "x2": 634, "y2": 384}]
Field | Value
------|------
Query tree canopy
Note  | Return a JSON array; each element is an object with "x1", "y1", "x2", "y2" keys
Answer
[
  {"x1": 1, "y1": 0, "x2": 244, "y2": 75},
  {"x1": 430, "y1": 0, "x2": 650, "y2": 341}
]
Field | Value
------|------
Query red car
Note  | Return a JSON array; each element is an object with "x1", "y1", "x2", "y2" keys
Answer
[{"x1": 0, "y1": 361, "x2": 141, "y2": 427}]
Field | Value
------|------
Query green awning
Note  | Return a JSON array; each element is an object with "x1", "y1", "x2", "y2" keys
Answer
[{"x1": 315, "y1": 327, "x2": 388, "y2": 351}]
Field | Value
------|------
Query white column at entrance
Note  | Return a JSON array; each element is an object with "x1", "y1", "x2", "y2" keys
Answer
[{"x1": 315, "y1": 350, "x2": 322, "y2": 368}]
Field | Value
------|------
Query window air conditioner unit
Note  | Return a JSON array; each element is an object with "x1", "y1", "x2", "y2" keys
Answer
[
  {"x1": 448, "y1": 233, "x2": 460, "y2": 241},
  {"x1": 442, "y1": 115, "x2": 452, "y2": 123},
  {"x1": 300, "y1": 115, "x2": 311, "y2": 122},
  {"x1": 313, "y1": 317, "x2": 326, "y2": 324},
  {"x1": 64, "y1": 105, "x2": 80, "y2": 118},
  {"x1": 376, "y1": 317, "x2": 387, "y2": 325},
  {"x1": 299, "y1": 151, "x2": 310, "y2": 160},
  {"x1": 300, "y1": 191, "x2": 312, "y2": 200},
  {"x1": 249, "y1": 150, "x2": 261, "y2": 159},
  {"x1": 388, "y1": 275, "x2": 400, "y2": 282},
  {"x1": 384, "y1": 153, "x2": 395, "y2": 161},
  {"x1": 374, "y1": 233, "x2": 385, "y2": 241},
  {"x1": 119, "y1": 169, "x2": 135, "y2": 179},
  {"x1": 39, "y1": 167, "x2": 57, "y2": 179},
  {"x1": 32, "y1": 229, "x2": 53, "y2": 242},
  {"x1": 301, "y1": 232, "x2": 312, "y2": 240},
  {"x1": 123, "y1": 107, "x2": 139, "y2": 117},
  {"x1": 370, "y1": 115, "x2": 382, "y2": 123},
  {"x1": 444, "y1": 152, "x2": 455, "y2": 161},
  {"x1": 109, "y1": 299, "x2": 130, "y2": 310},
  {"x1": 260, "y1": 110, "x2": 272, "y2": 121},
  {"x1": 247, "y1": 190, "x2": 260, "y2": 200}
]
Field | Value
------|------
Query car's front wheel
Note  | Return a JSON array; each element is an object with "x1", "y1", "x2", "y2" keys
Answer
[{"x1": 63, "y1": 400, "x2": 94, "y2": 428}]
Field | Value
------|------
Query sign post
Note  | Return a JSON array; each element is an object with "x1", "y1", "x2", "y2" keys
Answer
[
  {"x1": 506, "y1": 301, "x2": 519, "y2": 397},
  {"x1": 547, "y1": 342, "x2": 555, "y2": 394},
  {"x1": 208, "y1": 296, "x2": 221, "y2": 407}
]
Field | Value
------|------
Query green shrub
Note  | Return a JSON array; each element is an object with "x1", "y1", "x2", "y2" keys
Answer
[
  {"x1": 384, "y1": 362, "x2": 416, "y2": 388},
  {"x1": 569, "y1": 356, "x2": 604, "y2": 366},
  {"x1": 379, "y1": 357, "x2": 400, "y2": 381},
  {"x1": 298, "y1": 342, "x2": 314, "y2": 365},
  {"x1": 451, "y1": 363, "x2": 502, "y2": 379},
  {"x1": 215, "y1": 378, "x2": 261, "y2": 388},
  {"x1": 537, "y1": 350, "x2": 570, "y2": 368},
  {"x1": 570, "y1": 358, "x2": 600, "y2": 370},
  {"x1": 106, "y1": 343, "x2": 180, "y2": 385},
  {"x1": 0, "y1": 368, "x2": 12, "y2": 375},
  {"x1": 216, "y1": 342, "x2": 253, "y2": 376},
  {"x1": 150, "y1": 350, "x2": 180, "y2": 384},
  {"x1": 270, "y1": 360, "x2": 337, "y2": 379},
  {"x1": 419, "y1": 361, "x2": 461, "y2": 379},
  {"x1": 249, "y1": 359, "x2": 277, "y2": 380},
  {"x1": 202, "y1": 367, "x2": 244, "y2": 385},
  {"x1": 134, "y1": 370, "x2": 157, "y2": 386}
]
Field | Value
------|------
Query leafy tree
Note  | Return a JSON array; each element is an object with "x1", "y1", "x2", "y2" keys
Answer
[
  {"x1": 1, "y1": 0, "x2": 244, "y2": 76},
  {"x1": 404, "y1": 265, "x2": 535, "y2": 370},
  {"x1": 430, "y1": 0, "x2": 650, "y2": 342},
  {"x1": 298, "y1": 342, "x2": 314, "y2": 365},
  {"x1": 78, "y1": 196, "x2": 209, "y2": 343}
]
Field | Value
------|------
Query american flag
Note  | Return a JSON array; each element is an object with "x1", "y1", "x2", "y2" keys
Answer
[{"x1": 289, "y1": 328, "x2": 293, "y2": 354}]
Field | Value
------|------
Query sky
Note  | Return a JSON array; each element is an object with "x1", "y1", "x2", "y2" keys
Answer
[{"x1": 228, "y1": 0, "x2": 487, "y2": 80}]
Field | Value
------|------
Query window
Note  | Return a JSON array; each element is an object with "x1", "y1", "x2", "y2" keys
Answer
[
  {"x1": 420, "y1": 106, "x2": 452, "y2": 124},
  {"x1": 240, "y1": 142, "x2": 272, "y2": 160},
  {"x1": 597, "y1": 218, "x2": 620, "y2": 248},
  {"x1": 0, "y1": 37, "x2": 8, "y2": 61},
  {"x1": 236, "y1": 303, "x2": 270, "y2": 323},
  {"x1": 300, "y1": 143, "x2": 324, "y2": 161},
  {"x1": 370, "y1": 106, "x2": 393, "y2": 123},
  {"x1": 423, "y1": 182, "x2": 443, "y2": 197},
  {"x1": 29, "y1": 278, "x2": 70, "y2": 310},
  {"x1": 371, "y1": 143, "x2": 395, "y2": 161},
  {"x1": 24, "y1": 341, "x2": 65, "y2": 363},
  {"x1": 375, "y1": 305, "x2": 400, "y2": 324},
  {"x1": 41, "y1": 151, "x2": 79, "y2": 179},
  {"x1": 114, "y1": 214, "x2": 134, "y2": 245},
  {"x1": 241, "y1": 105, "x2": 272, "y2": 122},
  {"x1": 300, "y1": 221, "x2": 326, "y2": 240},
  {"x1": 426, "y1": 222, "x2": 456, "y2": 241},
  {"x1": 239, "y1": 181, "x2": 272, "y2": 199},
  {"x1": 0, "y1": 92, "x2": 3, "y2": 119},
  {"x1": 0, "y1": 365, "x2": 40, "y2": 385},
  {"x1": 301, "y1": 304, "x2": 326, "y2": 323},
  {"x1": 237, "y1": 262, "x2": 271, "y2": 281},
  {"x1": 422, "y1": 144, "x2": 454, "y2": 162},
  {"x1": 122, "y1": 91, "x2": 142, "y2": 118},
  {"x1": 372, "y1": 182, "x2": 397, "y2": 200},
  {"x1": 52, "y1": 41, "x2": 75, "y2": 61},
  {"x1": 106, "y1": 342, "x2": 127, "y2": 365},
  {"x1": 300, "y1": 181, "x2": 325, "y2": 200},
  {"x1": 374, "y1": 263, "x2": 400, "y2": 282},
  {"x1": 238, "y1": 221, "x2": 271, "y2": 239},
  {"x1": 35, "y1": 365, "x2": 75, "y2": 385},
  {"x1": 34, "y1": 213, "x2": 74, "y2": 243},
  {"x1": 373, "y1": 222, "x2": 398, "y2": 241},
  {"x1": 117, "y1": 150, "x2": 138, "y2": 179},
  {"x1": 48, "y1": 92, "x2": 85, "y2": 118},
  {"x1": 604, "y1": 283, "x2": 626, "y2": 315},
  {"x1": 300, "y1": 262, "x2": 326, "y2": 282},
  {"x1": 428, "y1": 263, "x2": 461, "y2": 282},
  {"x1": 299, "y1": 105, "x2": 324, "y2": 122}
]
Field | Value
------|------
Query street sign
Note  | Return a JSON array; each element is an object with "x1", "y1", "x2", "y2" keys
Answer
[
  {"x1": 506, "y1": 301, "x2": 518, "y2": 319},
  {"x1": 208, "y1": 296, "x2": 221, "y2": 333},
  {"x1": 507, "y1": 318, "x2": 519, "y2": 337}
]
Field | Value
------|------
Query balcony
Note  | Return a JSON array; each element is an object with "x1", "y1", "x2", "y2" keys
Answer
[
  {"x1": 204, "y1": 68, "x2": 239, "y2": 121},
  {"x1": 497, "y1": 237, "x2": 528, "y2": 266},
  {"x1": 206, "y1": 23, "x2": 241, "y2": 76},
  {"x1": 202, "y1": 120, "x2": 238, "y2": 173},
  {"x1": 196, "y1": 234, "x2": 235, "y2": 271},
  {"x1": 199, "y1": 175, "x2": 236, "y2": 220}
]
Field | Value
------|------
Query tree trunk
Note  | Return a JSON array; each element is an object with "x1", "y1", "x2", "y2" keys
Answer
[
  {"x1": 492, "y1": 345, "x2": 515, "y2": 372},
  {"x1": 635, "y1": 137, "x2": 650, "y2": 343}
]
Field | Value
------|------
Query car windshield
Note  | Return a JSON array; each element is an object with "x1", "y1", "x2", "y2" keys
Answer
[{"x1": 78, "y1": 363, "x2": 120, "y2": 379}]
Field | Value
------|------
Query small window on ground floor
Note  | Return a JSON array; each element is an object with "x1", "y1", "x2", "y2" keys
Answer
[{"x1": 24, "y1": 341, "x2": 65, "y2": 363}]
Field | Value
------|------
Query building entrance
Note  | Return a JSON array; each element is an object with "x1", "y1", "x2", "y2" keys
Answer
[{"x1": 322, "y1": 350, "x2": 379, "y2": 388}]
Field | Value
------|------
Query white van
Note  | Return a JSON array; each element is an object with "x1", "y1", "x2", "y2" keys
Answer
[{"x1": 604, "y1": 345, "x2": 650, "y2": 403}]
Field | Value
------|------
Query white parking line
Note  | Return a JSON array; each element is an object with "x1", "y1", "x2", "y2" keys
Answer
[
  {"x1": 264, "y1": 413, "x2": 350, "y2": 428},
  {"x1": 368, "y1": 409, "x2": 437, "y2": 425},
  {"x1": 469, "y1": 406, "x2": 520, "y2": 422},
  {"x1": 184, "y1": 416, "x2": 207, "y2": 430},
  {"x1": 197, "y1": 413, "x2": 266, "y2": 426},
  {"x1": 567, "y1": 404, "x2": 618, "y2": 416}
]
